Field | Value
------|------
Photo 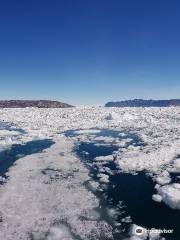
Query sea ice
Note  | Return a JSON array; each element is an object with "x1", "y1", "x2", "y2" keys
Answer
[
  {"x1": 157, "y1": 183, "x2": 180, "y2": 209},
  {"x1": 74, "y1": 129, "x2": 101, "y2": 135},
  {"x1": 152, "y1": 194, "x2": 162, "y2": 203},
  {"x1": 0, "y1": 136, "x2": 113, "y2": 240},
  {"x1": 95, "y1": 155, "x2": 114, "y2": 162},
  {"x1": 97, "y1": 173, "x2": 110, "y2": 183},
  {"x1": 0, "y1": 106, "x2": 180, "y2": 238}
]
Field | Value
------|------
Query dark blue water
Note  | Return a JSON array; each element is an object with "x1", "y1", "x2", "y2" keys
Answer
[
  {"x1": 66, "y1": 129, "x2": 180, "y2": 240},
  {"x1": 170, "y1": 172, "x2": 180, "y2": 184},
  {"x1": 0, "y1": 121, "x2": 27, "y2": 134},
  {"x1": 65, "y1": 128, "x2": 144, "y2": 146},
  {"x1": 0, "y1": 139, "x2": 54, "y2": 178}
]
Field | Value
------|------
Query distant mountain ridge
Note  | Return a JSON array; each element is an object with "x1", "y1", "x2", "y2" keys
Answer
[
  {"x1": 105, "y1": 99, "x2": 180, "y2": 107},
  {"x1": 0, "y1": 100, "x2": 73, "y2": 108}
]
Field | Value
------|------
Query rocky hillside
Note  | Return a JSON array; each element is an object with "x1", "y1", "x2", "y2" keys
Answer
[
  {"x1": 105, "y1": 99, "x2": 180, "y2": 107},
  {"x1": 0, "y1": 100, "x2": 74, "y2": 108}
]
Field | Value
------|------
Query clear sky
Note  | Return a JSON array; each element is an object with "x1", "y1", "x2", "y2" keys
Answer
[{"x1": 0, "y1": 0, "x2": 180, "y2": 105}]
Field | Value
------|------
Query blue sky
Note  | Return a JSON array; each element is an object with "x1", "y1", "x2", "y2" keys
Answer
[{"x1": 0, "y1": 0, "x2": 180, "y2": 105}]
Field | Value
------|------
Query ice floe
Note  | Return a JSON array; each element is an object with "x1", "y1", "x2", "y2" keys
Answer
[
  {"x1": 95, "y1": 155, "x2": 114, "y2": 162},
  {"x1": 154, "y1": 171, "x2": 171, "y2": 185},
  {"x1": 97, "y1": 173, "x2": 110, "y2": 183},
  {"x1": 152, "y1": 194, "x2": 162, "y2": 203},
  {"x1": 157, "y1": 183, "x2": 180, "y2": 209},
  {"x1": 74, "y1": 129, "x2": 101, "y2": 135}
]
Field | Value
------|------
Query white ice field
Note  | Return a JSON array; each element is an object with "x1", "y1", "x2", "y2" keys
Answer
[{"x1": 0, "y1": 106, "x2": 180, "y2": 240}]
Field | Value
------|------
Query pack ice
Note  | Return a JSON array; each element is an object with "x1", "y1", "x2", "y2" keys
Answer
[{"x1": 0, "y1": 106, "x2": 179, "y2": 239}]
